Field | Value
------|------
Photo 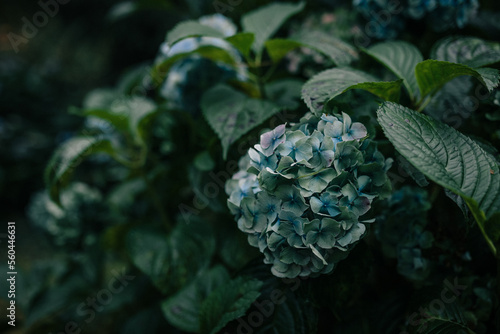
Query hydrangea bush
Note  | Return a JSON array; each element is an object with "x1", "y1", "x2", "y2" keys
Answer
[
  {"x1": 31, "y1": 1, "x2": 500, "y2": 332},
  {"x1": 226, "y1": 112, "x2": 392, "y2": 278}
]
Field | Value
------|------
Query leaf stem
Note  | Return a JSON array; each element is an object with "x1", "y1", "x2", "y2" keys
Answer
[
  {"x1": 416, "y1": 95, "x2": 432, "y2": 112},
  {"x1": 261, "y1": 61, "x2": 279, "y2": 83},
  {"x1": 133, "y1": 141, "x2": 172, "y2": 232},
  {"x1": 252, "y1": 50, "x2": 270, "y2": 99},
  {"x1": 428, "y1": 184, "x2": 441, "y2": 203},
  {"x1": 467, "y1": 202, "x2": 497, "y2": 258}
]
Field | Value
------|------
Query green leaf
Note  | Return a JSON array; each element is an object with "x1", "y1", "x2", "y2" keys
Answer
[
  {"x1": 265, "y1": 79, "x2": 304, "y2": 110},
  {"x1": 474, "y1": 67, "x2": 500, "y2": 91},
  {"x1": 241, "y1": 1, "x2": 305, "y2": 54},
  {"x1": 121, "y1": 307, "x2": 164, "y2": 334},
  {"x1": 292, "y1": 30, "x2": 358, "y2": 66},
  {"x1": 125, "y1": 226, "x2": 169, "y2": 292},
  {"x1": 264, "y1": 39, "x2": 302, "y2": 63},
  {"x1": 161, "y1": 265, "x2": 231, "y2": 333},
  {"x1": 431, "y1": 36, "x2": 500, "y2": 68},
  {"x1": 78, "y1": 88, "x2": 128, "y2": 131},
  {"x1": 82, "y1": 87, "x2": 117, "y2": 109},
  {"x1": 201, "y1": 84, "x2": 280, "y2": 159},
  {"x1": 236, "y1": 263, "x2": 319, "y2": 334},
  {"x1": 125, "y1": 96, "x2": 157, "y2": 144},
  {"x1": 126, "y1": 222, "x2": 216, "y2": 295},
  {"x1": 45, "y1": 137, "x2": 115, "y2": 203},
  {"x1": 79, "y1": 90, "x2": 157, "y2": 144},
  {"x1": 301, "y1": 67, "x2": 402, "y2": 114},
  {"x1": 415, "y1": 60, "x2": 500, "y2": 99},
  {"x1": 218, "y1": 227, "x2": 260, "y2": 270},
  {"x1": 226, "y1": 32, "x2": 255, "y2": 58},
  {"x1": 412, "y1": 299, "x2": 476, "y2": 334},
  {"x1": 24, "y1": 269, "x2": 88, "y2": 327},
  {"x1": 78, "y1": 108, "x2": 129, "y2": 132},
  {"x1": 348, "y1": 80, "x2": 402, "y2": 104},
  {"x1": 363, "y1": 41, "x2": 423, "y2": 101},
  {"x1": 265, "y1": 31, "x2": 358, "y2": 66},
  {"x1": 199, "y1": 277, "x2": 263, "y2": 334},
  {"x1": 166, "y1": 21, "x2": 225, "y2": 46},
  {"x1": 377, "y1": 102, "x2": 500, "y2": 256},
  {"x1": 253, "y1": 287, "x2": 318, "y2": 334}
]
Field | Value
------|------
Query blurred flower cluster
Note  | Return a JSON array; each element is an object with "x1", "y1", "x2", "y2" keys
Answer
[
  {"x1": 28, "y1": 183, "x2": 106, "y2": 248},
  {"x1": 353, "y1": 0, "x2": 479, "y2": 39},
  {"x1": 375, "y1": 186, "x2": 434, "y2": 280},
  {"x1": 154, "y1": 14, "x2": 245, "y2": 113}
]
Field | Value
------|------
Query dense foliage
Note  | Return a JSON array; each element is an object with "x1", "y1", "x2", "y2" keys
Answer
[{"x1": 3, "y1": 0, "x2": 500, "y2": 333}]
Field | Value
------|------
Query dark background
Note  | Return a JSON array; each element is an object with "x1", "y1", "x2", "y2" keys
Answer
[{"x1": 1, "y1": 0, "x2": 500, "y2": 333}]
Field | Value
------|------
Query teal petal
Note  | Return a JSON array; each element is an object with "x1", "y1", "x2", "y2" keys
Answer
[
  {"x1": 303, "y1": 219, "x2": 321, "y2": 246},
  {"x1": 340, "y1": 195, "x2": 371, "y2": 217},
  {"x1": 279, "y1": 246, "x2": 295, "y2": 264},
  {"x1": 276, "y1": 130, "x2": 308, "y2": 160},
  {"x1": 343, "y1": 122, "x2": 367, "y2": 141},
  {"x1": 321, "y1": 218, "x2": 341, "y2": 238},
  {"x1": 240, "y1": 197, "x2": 267, "y2": 232},
  {"x1": 318, "y1": 114, "x2": 340, "y2": 132},
  {"x1": 317, "y1": 233, "x2": 336, "y2": 249},
  {"x1": 323, "y1": 120, "x2": 344, "y2": 140},
  {"x1": 341, "y1": 112, "x2": 352, "y2": 135},
  {"x1": 248, "y1": 147, "x2": 278, "y2": 171},
  {"x1": 258, "y1": 167, "x2": 292, "y2": 192},
  {"x1": 277, "y1": 155, "x2": 295, "y2": 172},
  {"x1": 341, "y1": 183, "x2": 358, "y2": 201},
  {"x1": 293, "y1": 137, "x2": 313, "y2": 162},
  {"x1": 278, "y1": 210, "x2": 306, "y2": 235},
  {"x1": 259, "y1": 124, "x2": 286, "y2": 156},
  {"x1": 256, "y1": 191, "x2": 281, "y2": 223},
  {"x1": 275, "y1": 185, "x2": 308, "y2": 216},
  {"x1": 309, "y1": 193, "x2": 340, "y2": 217},
  {"x1": 333, "y1": 141, "x2": 364, "y2": 172},
  {"x1": 267, "y1": 231, "x2": 286, "y2": 251},
  {"x1": 297, "y1": 167, "x2": 337, "y2": 193},
  {"x1": 277, "y1": 221, "x2": 304, "y2": 247},
  {"x1": 337, "y1": 223, "x2": 366, "y2": 247}
]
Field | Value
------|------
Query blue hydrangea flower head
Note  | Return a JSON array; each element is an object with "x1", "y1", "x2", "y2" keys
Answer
[{"x1": 226, "y1": 113, "x2": 392, "y2": 278}]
